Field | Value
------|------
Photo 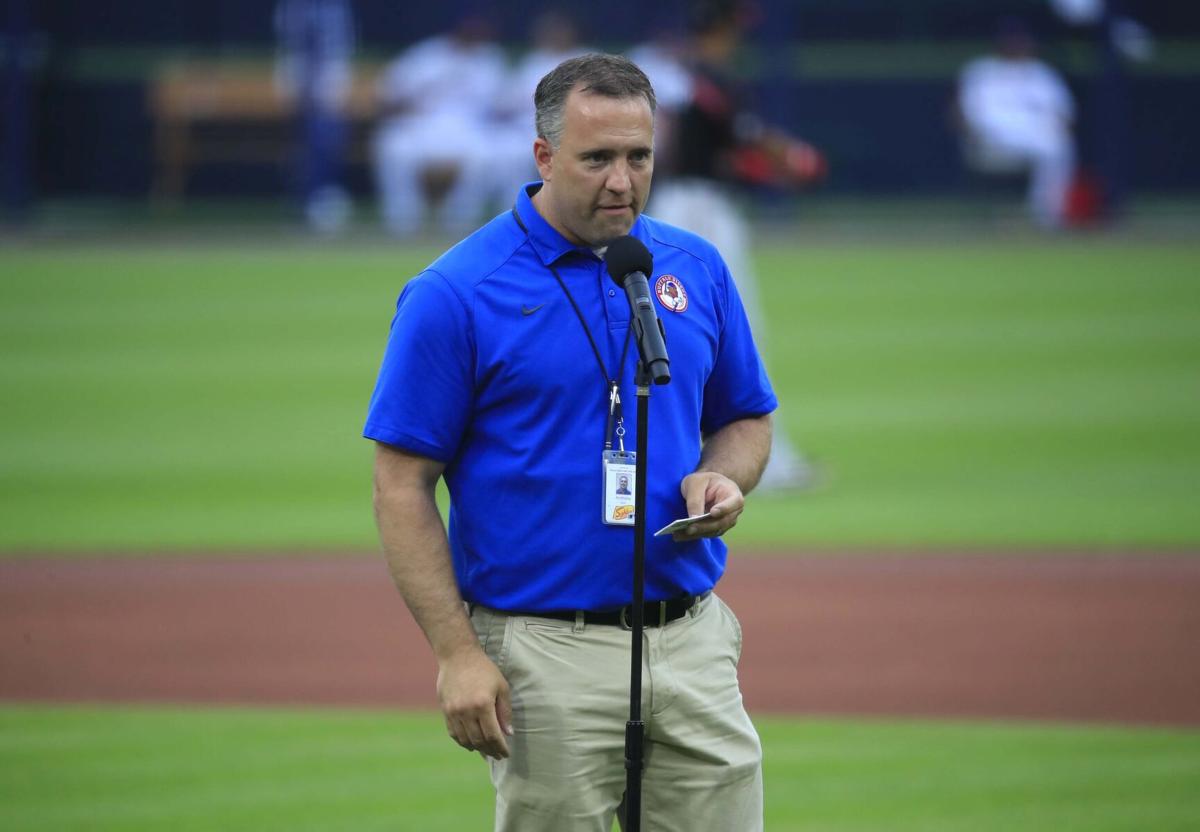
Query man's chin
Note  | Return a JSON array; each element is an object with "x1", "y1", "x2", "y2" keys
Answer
[{"x1": 592, "y1": 215, "x2": 636, "y2": 243}]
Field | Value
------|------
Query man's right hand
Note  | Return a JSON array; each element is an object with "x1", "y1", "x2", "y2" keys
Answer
[{"x1": 436, "y1": 647, "x2": 513, "y2": 759}]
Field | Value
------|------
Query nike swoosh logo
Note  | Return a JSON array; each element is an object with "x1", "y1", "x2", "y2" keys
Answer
[{"x1": 522, "y1": 304, "x2": 545, "y2": 316}]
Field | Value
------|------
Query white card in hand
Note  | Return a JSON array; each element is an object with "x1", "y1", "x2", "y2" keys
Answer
[{"x1": 654, "y1": 512, "x2": 713, "y2": 537}]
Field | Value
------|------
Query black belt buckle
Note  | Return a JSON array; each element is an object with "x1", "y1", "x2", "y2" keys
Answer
[{"x1": 618, "y1": 600, "x2": 672, "y2": 630}]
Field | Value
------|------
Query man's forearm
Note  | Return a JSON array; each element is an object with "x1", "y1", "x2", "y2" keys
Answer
[
  {"x1": 696, "y1": 413, "x2": 773, "y2": 494},
  {"x1": 373, "y1": 446, "x2": 478, "y2": 662},
  {"x1": 372, "y1": 442, "x2": 513, "y2": 758}
]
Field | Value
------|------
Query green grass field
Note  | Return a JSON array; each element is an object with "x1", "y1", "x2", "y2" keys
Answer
[
  {"x1": 2, "y1": 237, "x2": 1198, "y2": 551},
  {"x1": 2, "y1": 706, "x2": 1198, "y2": 831}
]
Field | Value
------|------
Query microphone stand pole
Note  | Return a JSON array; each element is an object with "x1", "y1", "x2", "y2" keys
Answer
[{"x1": 623, "y1": 358, "x2": 651, "y2": 832}]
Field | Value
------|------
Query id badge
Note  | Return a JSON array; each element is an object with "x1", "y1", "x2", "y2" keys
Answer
[{"x1": 602, "y1": 449, "x2": 637, "y2": 526}]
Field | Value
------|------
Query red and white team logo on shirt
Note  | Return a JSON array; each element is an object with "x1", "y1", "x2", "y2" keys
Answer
[{"x1": 654, "y1": 275, "x2": 688, "y2": 313}]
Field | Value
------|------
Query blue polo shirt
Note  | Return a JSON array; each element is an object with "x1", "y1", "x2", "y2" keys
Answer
[{"x1": 364, "y1": 184, "x2": 777, "y2": 612}]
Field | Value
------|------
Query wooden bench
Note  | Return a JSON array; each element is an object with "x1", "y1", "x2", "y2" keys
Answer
[{"x1": 147, "y1": 61, "x2": 379, "y2": 203}]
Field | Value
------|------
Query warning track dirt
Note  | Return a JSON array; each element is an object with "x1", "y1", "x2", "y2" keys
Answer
[{"x1": 2, "y1": 553, "x2": 1198, "y2": 726}]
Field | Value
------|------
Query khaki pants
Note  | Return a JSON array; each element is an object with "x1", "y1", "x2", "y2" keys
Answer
[{"x1": 470, "y1": 593, "x2": 763, "y2": 832}]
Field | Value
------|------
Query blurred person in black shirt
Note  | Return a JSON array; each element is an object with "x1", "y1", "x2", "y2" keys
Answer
[{"x1": 647, "y1": 0, "x2": 825, "y2": 491}]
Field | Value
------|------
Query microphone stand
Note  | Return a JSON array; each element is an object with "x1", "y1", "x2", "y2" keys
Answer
[
  {"x1": 623, "y1": 358, "x2": 651, "y2": 832},
  {"x1": 605, "y1": 237, "x2": 668, "y2": 831}
]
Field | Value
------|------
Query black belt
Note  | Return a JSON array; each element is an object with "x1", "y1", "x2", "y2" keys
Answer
[{"x1": 506, "y1": 592, "x2": 710, "y2": 629}]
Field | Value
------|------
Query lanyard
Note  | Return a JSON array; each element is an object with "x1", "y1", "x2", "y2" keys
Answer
[{"x1": 511, "y1": 206, "x2": 634, "y2": 450}]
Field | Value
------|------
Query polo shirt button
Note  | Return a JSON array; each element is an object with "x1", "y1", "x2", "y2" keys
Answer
[{"x1": 608, "y1": 289, "x2": 616, "y2": 297}]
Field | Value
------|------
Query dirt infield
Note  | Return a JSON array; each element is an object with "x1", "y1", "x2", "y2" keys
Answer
[{"x1": 2, "y1": 553, "x2": 1198, "y2": 726}]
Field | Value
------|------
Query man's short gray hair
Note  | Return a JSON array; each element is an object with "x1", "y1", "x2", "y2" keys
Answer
[{"x1": 534, "y1": 53, "x2": 657, "y2": 147}]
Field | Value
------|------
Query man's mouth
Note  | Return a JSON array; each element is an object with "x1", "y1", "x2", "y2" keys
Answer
[{"x1": 598, "y1": 205, "x2": 632, "y2": 214}]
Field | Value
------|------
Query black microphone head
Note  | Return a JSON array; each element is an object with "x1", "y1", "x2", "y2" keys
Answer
[{"x1": 604, "y1": 236, "x2": 654, "y2": 287}]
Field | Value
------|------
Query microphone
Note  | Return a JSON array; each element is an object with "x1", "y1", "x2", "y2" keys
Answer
[{"x1": 605, "y1": 236, "x2": 670, "y2": 385}]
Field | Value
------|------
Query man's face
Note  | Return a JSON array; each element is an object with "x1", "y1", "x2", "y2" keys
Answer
[{"x1": 533, "y1": 89, "x2": 654, "y2": 247}]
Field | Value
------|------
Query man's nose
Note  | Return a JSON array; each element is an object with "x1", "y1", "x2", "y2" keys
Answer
[{"x1": 606, "y1": 163, "x2": 631, "y2": 193}]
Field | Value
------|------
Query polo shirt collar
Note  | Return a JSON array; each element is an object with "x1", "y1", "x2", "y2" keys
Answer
[{"x1": 514, "y1": 182, "x2": 651, "y2": 267}]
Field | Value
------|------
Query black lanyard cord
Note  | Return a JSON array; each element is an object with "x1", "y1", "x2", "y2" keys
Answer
[
  {"x1": 511, "y1": 205, "x2": 635, "y2": 420},
  {"x1": 545, "y1": 260, "x2": 629, "y2": 388}
]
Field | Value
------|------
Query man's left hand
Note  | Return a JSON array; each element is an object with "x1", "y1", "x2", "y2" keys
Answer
[{"x1": 674, "y1": 472, "x2": 745, "y2": 540}]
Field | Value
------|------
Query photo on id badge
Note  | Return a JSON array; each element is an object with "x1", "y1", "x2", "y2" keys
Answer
[{"x1": 603, "y1": 450, "x2": 636, "y2": 525}]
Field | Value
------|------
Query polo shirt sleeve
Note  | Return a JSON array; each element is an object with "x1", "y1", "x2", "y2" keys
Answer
[
  {"x1": 699, "y1": 257, "x2": 778, "y2": 435},
  {"x1": 363, "y1": 270, "x2": 474, "y2": 462}
]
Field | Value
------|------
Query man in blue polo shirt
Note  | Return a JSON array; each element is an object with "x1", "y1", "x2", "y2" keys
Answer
[{"x1": 367, "y1": 53, "x2": 774, "y2": 832}]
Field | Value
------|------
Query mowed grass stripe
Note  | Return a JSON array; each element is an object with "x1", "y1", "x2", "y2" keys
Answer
[
  {"x1": 752, "y1": 241, "x2": 1200, "y2": 548},
  {"x1": 0, "y1": 706, "x2": 488, "y2": 831},
  {"x1": 761, "y1": 718, "x2": 1200, "y2": 831},
  {"x1": 1, "y1": 240, "x2": 1198, "y2": 550},
  {"x1": 1, "y1": 247, "x2": 428, "y2": 552},
  {"x1": 0, "y1": 706, "x2": 1197, "y2": 831}
]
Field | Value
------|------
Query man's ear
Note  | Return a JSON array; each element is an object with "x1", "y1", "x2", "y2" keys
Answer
[{"x1": 533, "y1": 137, "x2": 554, "y2": 182}]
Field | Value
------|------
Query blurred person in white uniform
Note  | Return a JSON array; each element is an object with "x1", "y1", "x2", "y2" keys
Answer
[
  {"x1": 958, "y1": 19, "x2": 1077, "y2": 228},
  {"x1": 628, "y1": 26, "x2": 694, "y2": 174},
  {"x1": 372, "y1": 16, "x2": 506, "y2": 235},
  {"x1": 628, "y1": 34, "x2": 693, "y2": 116},
  {"x1": 646, "y1": 0, "x2": 825, "y2": 492},
  {"x1": 489, "y1": 10, "x2": 590, "y2": 208}
]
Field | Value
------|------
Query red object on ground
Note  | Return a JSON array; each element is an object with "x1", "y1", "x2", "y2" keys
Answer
[
  {"x1": 2, "y1": 554, "x2": 1198, "y2": 725},
  {"x1": 1065, "y1": 171, "x2": 1105, "y2": 226}
]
